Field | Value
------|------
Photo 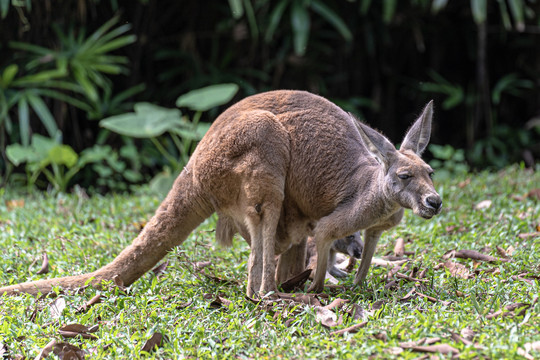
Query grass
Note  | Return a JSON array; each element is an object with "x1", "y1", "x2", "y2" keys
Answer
[{"x1": 0, "y1": 165, "x2": 539, "y2": 359}]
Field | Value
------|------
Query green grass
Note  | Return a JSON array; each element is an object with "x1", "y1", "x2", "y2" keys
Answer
[{"x1": 1, "y1": 166, "x2": 539, "y2": 359}]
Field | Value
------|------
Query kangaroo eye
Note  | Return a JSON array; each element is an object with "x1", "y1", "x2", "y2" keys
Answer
[{"x1": 398, "y1": 174, "x2": 411, "y2": 180}]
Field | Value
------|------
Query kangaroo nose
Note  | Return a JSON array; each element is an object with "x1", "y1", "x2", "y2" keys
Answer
[{"x1": 426, "y1": 195, "x2": 442, "y2": 211}]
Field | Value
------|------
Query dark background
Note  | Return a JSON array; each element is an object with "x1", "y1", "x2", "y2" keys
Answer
[{"x1": 1, "y1": 0, "x2": 539, "y2": 190}]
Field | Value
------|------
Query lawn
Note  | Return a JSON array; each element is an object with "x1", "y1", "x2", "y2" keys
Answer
[{"x1": 0, "y1": 166, "x2": 539, "y2": 359}]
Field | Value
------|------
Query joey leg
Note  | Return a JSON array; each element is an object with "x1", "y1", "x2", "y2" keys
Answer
[
  {"x1": 275, "y1": 238, "x2": 307, "y2": 286},
  {"x1": 354, "y1": 229, "x2": 383, "y2": 286},
  {"x1": 307, "y1": 238, "x2": 333, "y2": 293}
]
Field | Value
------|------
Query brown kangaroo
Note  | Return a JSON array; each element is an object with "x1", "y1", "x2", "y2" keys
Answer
[{"x1": 0, "y1": 90, "x2": 441, "y2": 297}]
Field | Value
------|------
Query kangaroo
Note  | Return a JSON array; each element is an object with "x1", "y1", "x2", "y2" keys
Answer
[
  {"x1": 306, "y1": 233, "x2": 363, "y2": 279},
  {"x1": 0, "y1": 90, "x2": 441, "y2": 297}
]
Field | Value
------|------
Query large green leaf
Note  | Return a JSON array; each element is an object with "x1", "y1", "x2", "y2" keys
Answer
[
  {"x1": 1, "y1": 64, "x2": 18, "y2": 88},
  {"x1": 471, "y1": 0, "x2": 487, "y2": 24},
  {"x1": 311, "y1": 0, "x2": 352, "y2": 42},
  {"x1": 46, "y1": 145, "x2": 78, "y2": 167},
  {"x1": 175, "y1": 84, "x2": 239, "y2": 111},
  {"x1": 100, "y1": 103, "x2": 184, "y2": 138},
  {"x1": 5, "y1": 144, "x2": 39, "y2": 166}
]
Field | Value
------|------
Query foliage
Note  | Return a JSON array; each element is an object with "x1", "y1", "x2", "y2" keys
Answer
[
  {"x1": 0, "y1": 166, "x2": 539, "y2": 358},
  {"x1": 100, "y1": 83, "x2": 239, "y2": 194},
  {"x1": 5, "y1": 135, "x2": 109, "y2": 192},
  {"x1": 429, "y1": 144, "x2": 469, "y2": 180}
]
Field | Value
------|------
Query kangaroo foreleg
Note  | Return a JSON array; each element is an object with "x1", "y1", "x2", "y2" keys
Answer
[{"x1": 353, "y1": 228, "x2": 383, "y2": 286}]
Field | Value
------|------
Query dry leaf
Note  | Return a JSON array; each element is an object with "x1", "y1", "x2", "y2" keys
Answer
[
  {"x1": 371, "y1": 258, "x2": 409, "y2": 267},
  {"x1": 450, "y1": 332, "x2": 472, "y2": 345},
  {"x1": 36, "y1": 252, "x2": 49, "y2": 275},
  {"x1": 324, "y1": 298, "x2": 349, "y2": 311},
  {"x1": 58, "y1": 324, "x2": 98, "y2": 340},
  {"x1": 209, "y1": 295, "x2": 232, "y2": 309},
  {"x1": 329, "y1": 321, "x2": 368, "y2": 336},
  {"x1": 373, "y1": 331, "x2": 388, "y2": 342},
  {"x1": 518, "y1": 232, "x2": 540, "y2": 239},
  {"x1": 506, "y1": 245, "x2": 515, "y2": 256},
  {"x1": 6, "y1": 199, "x2": 25, "y2": 210},
  {"x1": 200, "y1": 270, "x2": 236, "y2": 285},
  {"x1": 152, "y1": 261, "x2": 169, "y2": 277},
  {"x1": 460, "y1": 327, "x2": 476, "y2": 341},
  {"x1": 458, "y1": 178, "x2": 471, "y2": 188},
  {"x1": 526, "y1": 189, "x2": 540, "y2": 201},
  {"x1": 371, "y1": 300, "x2": 384, "y2": 311},
  {"x1": 193, "y1": 261, "x2": 212, "y2": 271},
  {"x1": 394, "y1": 238, "x2": 405, "y2": 257},
  {"x1": 395, "y1": 272, "x2": 428, "y2": 283},
  {"x1": 315, "y1": 306, "x2": 342, "y2": 328},
  {"x1": 279, "y1": 269, "x2": 311, "y2": 292},
  {"x1": 475, "y1": 199, "x2": 492, "y2": 210},
  {"x1": 443, "y1": 260, "x2": 470, "y2": 279},
  {"x1": 277, "y1": 293, "x2": 321, "y2": 306},
  {"x1": 347, "y1": 303, "x2": 370, "y2": 321},
  {"x1": 404, "y1": 343, "x2": 459, "y2": 355},
  {"x1": 443, "y1": 249, "x2": 507, "y2": 263},
  {"x1": 76, "y1": 293, "x2": 102, "y2": 314},
  {"x1": 35, "y1": 340, "x2": 57, "y2": 360},
  {"x1": 50, "y1": 297, "x2": 66, "y2": 319},
  {"x1": 52, "y1": 342, "x2": 85, "y2": 360},
  {"x1": 140, "y1": 332, "x2": 165, "y2": 354}
]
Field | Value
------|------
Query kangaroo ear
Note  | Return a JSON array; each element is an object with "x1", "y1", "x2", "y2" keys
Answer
[
  {"x1": 401, "y1": 100, "x2": 433, "y2": 155},
  {"x1": 354, "y1": 118, "x2": 397, "y2": 167}
]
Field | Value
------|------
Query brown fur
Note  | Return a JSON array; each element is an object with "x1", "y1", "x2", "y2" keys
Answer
[{"x1": 0, "y1": 90, "x2": 441, "y2": 297}]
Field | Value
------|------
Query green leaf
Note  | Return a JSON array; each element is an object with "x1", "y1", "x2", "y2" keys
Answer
[
  {"x1": 496, "y1": 0, "x2": 512, "y2": 30},
  {"x1": 360, "y1": 0, "x2": 372, "y2": 15},
  {"x1": 0, "y1": 0, "x2": 9, "y2": 19},
  {"x1": 100, "y1": 103, "x2": 184, "y2": 138},
  {"x1": 1, "y1": 64, "x2": 18, "y2": 88},
  {"x1": 265, "y1": 0, "x2": 289, "y2": 42},
  {"x1": 290, "y1": 0, "x2": 311, "y2": 56},
  {"x1": 382, "y1": 0, "x2": 397, "y2": 24},
  {"x1": 471, "y1": 0, "x2": 487, "y2": 24},
  {"x1": 5, "y1": 143, "x2": 38, "y2": 166},
  {"x1": 47, "y1": 145, "x2": 78, "y2": 168},
  {"x1": 175, "y1": 83, "x2": 239, "y2": 111},
  {"x1": 31, "y1": 134, "x2": 57, "y2": 155},
  {"x1": 26, "y1": 93, "x2": 59, "y2": 138},
  {"x1": 18, "y1": 96, "x2": 30, "y2": 147},
  {"x1": 228, "y1": 0, "x2": 244, "y2": 19},
  {"x1": 431, "y1": 0, "x2": 448, "y2": 14},
  {"x1": 508, "y1": 0, "x2": 525, "y2": 31},
  {"x1": 310, "y1": 0, "x2": 353, "y2": 42}
]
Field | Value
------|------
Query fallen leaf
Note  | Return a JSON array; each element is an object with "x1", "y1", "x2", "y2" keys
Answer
[
  {"x1": 371, "y1": 258, "x2": 409, "y2": 267},
  {"x1": 76, "y1": 293, "x2": 102, "y2": 314},
  {"x1": 458, "y1": 178, "x2": 471, "y2": 188},
  {"x1": 347, "y1": 303, "x2": 370, "y2": 321},
  {"x1": 518, "y1": 232, "x2": 540, "y2": 239},
  {"x1": 279, "y1": 269, "x2": 311, "y2": 292},
  {"x1": 193, "y1": 261, "x2": 212, "y2": 271},
  {"x1": 394, "y1": 238, "x2": 405, "y2": 257},
  {"x1": 324, "y1": 298, "x2": 349, "y2": 311},
  {"x1": 6, "y1": 199, "x2": 25, "y2": 210},
  {"x1": 395, "y1": 272, "x2": 428, "y2": 283},
  {"x1": 58, "y1": 324, "x2": 98, "y2": 340},
  {"x1": 112, "y1": 275, "x2": 125, "y2": 290},
  {"x1": 209, "y1": 295, "x2": 232, "y2": 309},
  {"x1": 443, "y1": 249, "x2": 507, "y2": 262},
  {"x1": 329, "y1": 321, "x2": 368, "y2": 336},
  {"x1": 506, "y1": 245, "x2": 515, "y2": 256},
  {"x1": 450, "y1": 332, "x2": 472, "y2": 345},
  {"x1": 36, "y1": 340, "x2": 57, "y2": 359},
  {"x1": 526, "y1": 189, "x2": 540, "y2": 201},
  {"x1": 400, "y1": 288, "x2": 416, "y2": 301},
  {"x1": 277, "y1": 293, "x2": 321, "y2": 306},
  {"x1": 475, "y1": 199, "x2": 492, "y2": 210},
  {"x1": 50, "y1": 297, "x2": 66, "y2": 319},
  {"x1": 315, "y1": 306, "x2": 342, "y2": 328},
  {"x1": 140, "y1": 332, "x2": 165, "y2": 354},
  {"x1": 415, "y1": 291, "x2": 452, "y2": 306},
  {"x1": 200, "y1": 270, "x2": 237, "y2": 285},
  {"x1": 460, "y1": 327, "x2": 476, "y2": 340},
  {"x1": 373, "y1": 331, "x2": 388, "y2": 342},
  {"x1": 403, "y1": 343, "x2": 459, "y2": 355},
  {"x1": 52, "y1": 342, "x2": 86, "y2": 360},
  {"x1": 36, "y1": 252, "x2": 49, "y2": 275},
  {"x1": 443, "y1": 260, "x2": 470, "y2": 279},
  {"x1": 371, "y1": 300, "x2": 384, "y2": 311},
  {"x1": 152, "y1": 261, "x2": 169, "y2": 277}
]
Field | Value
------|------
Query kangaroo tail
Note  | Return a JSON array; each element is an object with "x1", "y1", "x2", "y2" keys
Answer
[{"x1": 0, "y1": 170, "x2": 213, "y2": 296}]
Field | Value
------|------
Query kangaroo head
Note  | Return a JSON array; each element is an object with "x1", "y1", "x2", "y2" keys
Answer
[
  {"x1": 356, "y1": 101, "x2": 442, "y2": 219},
  {"x1": 331, "y1": 232, "x2": 364, "y2": 259}
]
